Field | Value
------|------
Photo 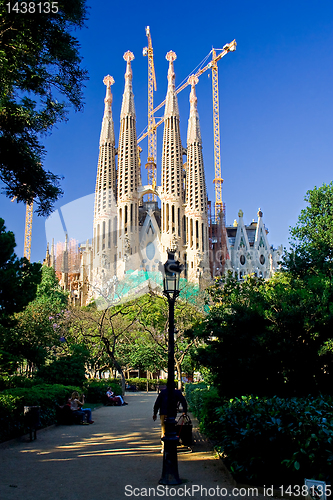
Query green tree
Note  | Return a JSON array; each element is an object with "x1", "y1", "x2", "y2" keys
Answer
[
  {"x1": 67, "y1": 296, "x2": 149, "y2": 394},
  {"x1": 283, "y1": 182, "x2": 333, "y2": 277},
  {"x1": 125, "y1": 337, "x2": 165, "y2": 377},
  {"x1": 0, "y1": 218, "x2": 42, "y2": 372},
  {"x1": 0, "y1": 218, "x2": 41, "y2": 323},
  {"x1": 138, "y1": 291, "x2": 204, "y2": 388},
  {"x1": 1, "y1": 266, "x2": 69, "y2": 374},
  {"x1": 193, "y1": 270, "x2": 333, "y2": 397},
  {"x1": 0, "y1": 0, "x2": 88, "y2": 215}
]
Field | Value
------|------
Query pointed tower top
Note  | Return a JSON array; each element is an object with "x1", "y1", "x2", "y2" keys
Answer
[
  {"x1": 100, "y1": 75, "x2": 115, "y2": 145},
  {"x1": 164, "y1": 51, "x2": 179, "y2": 119},
  {"x1": 123, "y1": 51, "x2": 134, "y2": 81},
  {"x1": 103, "y1": 74, "x2": 115, "y2": 87},
  {"x1": 257, "y1": 208, "x2": 263, "y2": 218},
  {"x1": 103, "y1": 75, "x2": 114, "y2": 103},
  {"x1": 124, "y1": 50, "x2": 135, "y2": 63},
  {"x1": 188, "y1": 75, "x2": 199, "y2": 106},
  {"x1": 121, "y1": 51, "x2": 135, "y2": 119},
  {"x1": 187, "y1": 75, "x2": 201, "y2": 144},
  {"x1": 166, "y1": 50, "x2": 177, "y2": 63},
  {"x1": 166, "y1": 51, "x2": 177, "y2": 84},
  {"x1": 188, "y1": 74, "x2": 199, "y2": 87}
]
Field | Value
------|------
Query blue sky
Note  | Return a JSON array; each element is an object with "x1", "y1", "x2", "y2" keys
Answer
[{"x1": 1, "y1": 0, "x2": 332, "y2": 263}]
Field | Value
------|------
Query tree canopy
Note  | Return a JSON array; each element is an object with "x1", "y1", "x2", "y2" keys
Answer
[
  {"x1": 283, "y1": 182, "x2": 333, "y2": 277},
  {"x1": 191, "y1": 183, "x2": 333, "y2": 397},
  {"x1": 0, "y1": 264, "x2": 69, "y2": 374},
  {"x1": 0, "y1": 218, "x2": 41, "y2": 323},
  {"x1": 193, "y1": 271, "x2": 333, "y2": 397},
  {"x1": 0, "y1": 0, "x2": 88, "y2": 215}
]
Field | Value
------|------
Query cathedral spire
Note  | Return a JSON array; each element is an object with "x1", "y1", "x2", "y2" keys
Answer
[
  {"x1": 94, "y1": 75, "x2": 117, "y2": 219},
  {"x1": 92, "y1": 75, "x2": 117, "y2": 277},
  {"x1": 160, "y1": 50, "x2": 185, "y2": 255},
  {"x1": 120, "y1": 51, "x2": 135, "y2": 119},
  {"x1": 100, "y1": 75, "x2": 115, "y2": 146},
  {"x1": 117, "y1": 51, "x2": 140, "y2": 273},
  {"x1": 187, "y1": 75, "x2": 201, "y2": 145},
  {"x1": 164, "y1": 51, "x2": 179, "y2": 119},
  {"x1": 186, "y1": 75, "x2": 206, "y2": 213},
  {"x1": 185, "y1": 75, "x2": 209, "y2": 282}
]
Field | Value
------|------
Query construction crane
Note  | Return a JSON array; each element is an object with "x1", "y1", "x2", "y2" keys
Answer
[
  {"x1": 24, "y1": 201, "x2": 33, "y2": 261},
  {"x1": 211, "y1": 47, "x2": 223, "y2": 221},
  {"x1": 11, "y1": 193, "x2": 34, "y2": 261},
  {"x1": 137, "y1": 40, "x2": 236, "y2": 146},
  {"x1": 138, "y1": 39, "x2": 236, "y2": 221},
  {"x1": 142, "y1": 26, "x2": 157, "y2": 201}
]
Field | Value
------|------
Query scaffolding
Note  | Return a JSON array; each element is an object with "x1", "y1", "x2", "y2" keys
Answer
[{"x1": 208, "y1": 201, "x2": 228, "y2": 277}]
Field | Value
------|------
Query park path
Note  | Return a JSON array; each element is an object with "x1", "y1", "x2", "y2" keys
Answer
[{"x1": 0, "y1": 392, "x2": 276, "y2": 499}]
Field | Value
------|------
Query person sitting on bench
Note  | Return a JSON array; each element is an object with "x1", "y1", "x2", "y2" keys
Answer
[
  {"x1": 106, "y1": 387, "x2": 128, "y2": 406},
  {"x1": 70, "y1": 392, "x2": 94, "y2": 423}
]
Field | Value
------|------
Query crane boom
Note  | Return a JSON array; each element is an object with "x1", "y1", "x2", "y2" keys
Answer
[
  {"x1": 137, "y1": 40, "x2": 236, "y2": 144},
  {"x1": 143, "y1": 26, "x2": 157, "y2": 200}
]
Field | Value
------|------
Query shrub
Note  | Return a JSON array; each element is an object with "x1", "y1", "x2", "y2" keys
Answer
[
  {"x1": 0, "y1": 383, "x2": 80, "y2": 442},
  {"x1": 36, "y1": 355, "x2": 86, "y2": 386},
  {"x1": 184, "y1": 382, "x2": 222, "y2": 436},
  {"x1": 126, "y1": 378, "x2": 168, "y2": 391},
  {"x1": 83, "y1": 379, "x2": 121, "y2": 403},
  {"x1": 216, "y1": 395, "x2": 333, "y2": 485},
  {"x1": 185, "y1": 385, "x2": 333, "y2": 486},
  {"x1": 0, "y1": 375, "x2": 36, "y2": 390}
]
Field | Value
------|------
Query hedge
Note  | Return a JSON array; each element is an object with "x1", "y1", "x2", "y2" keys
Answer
[
  {"x1": 125, "y1": 378, "x2": 168, "y2": 391},
  {"x1": 83, "y1": 379, "x2": 121, "y2": 403},
  {"x1": 0, "y1": 384, "x2": 81, "y2": 443},
  {"x1": 185, "y1": 384, "x2": 333, "y2": 486}
]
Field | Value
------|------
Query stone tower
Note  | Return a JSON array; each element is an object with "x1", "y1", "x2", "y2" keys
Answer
[
  {"x1": 117, "y1": 51, "x2": 141, "y2": 275},
  {"x1": 160, "y1": 51, "x2": 185, "y2": 257},
  {"x1": 185, "y1": 75, "x2": 209, "y2": 282},
  {"x1": 92, "y1": 75, "x2": 117, "y2": 282}
]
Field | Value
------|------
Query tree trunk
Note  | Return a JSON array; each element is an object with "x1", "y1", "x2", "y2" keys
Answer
[
  {"x1": 112, "y1": 359, "x2": 126, "y2": 395},
  {"x1": 175, "y1": 360, "x2": 182, "y2": 390}
]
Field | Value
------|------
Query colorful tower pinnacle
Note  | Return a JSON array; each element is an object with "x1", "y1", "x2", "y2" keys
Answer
[
  {"x1": 185, "y1": 75, "x2": 209, "y2": 281},
  {"x1": 117, "y1": 51, "x2": 140, "y2": 272},
  {"x1": 160, "y1": 51, "x2": 185, "y2": 256},
  {"x1": 93, "y1": 75, "x2": 117, "y2": 275}
]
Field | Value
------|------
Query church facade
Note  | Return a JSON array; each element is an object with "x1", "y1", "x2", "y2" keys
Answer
[{"x1": 45, "y1": 50, "x2": 282, "y2": 305}]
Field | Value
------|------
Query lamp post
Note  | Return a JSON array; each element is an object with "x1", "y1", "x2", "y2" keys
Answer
[{"x1": 159, "y1": 250, "x2": 183, "y2": 485}]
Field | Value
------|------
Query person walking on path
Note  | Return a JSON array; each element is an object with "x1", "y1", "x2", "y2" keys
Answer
[{"x1": 152, "y1": 388, "x2": 187, "y2": 449}]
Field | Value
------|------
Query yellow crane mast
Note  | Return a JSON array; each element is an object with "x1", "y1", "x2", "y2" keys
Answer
[
  {"x1": 142, "y1": 26, "x2": 157, "y2": 201},
  {"x1": 24, "y1": 201, "x2": 33, "y2": 261},
  {"x1": 211, "y1": 47, "x2": 223, "y2": 221}
]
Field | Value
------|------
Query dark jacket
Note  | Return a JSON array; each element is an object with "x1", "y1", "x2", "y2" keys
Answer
[{"x1": 153, "y1": 388, "x2": 187, "y2": 417}]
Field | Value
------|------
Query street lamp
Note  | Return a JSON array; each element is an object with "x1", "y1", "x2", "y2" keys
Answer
[{"x1": 159, "y1": 250, "x2": 183, "y2": 485}]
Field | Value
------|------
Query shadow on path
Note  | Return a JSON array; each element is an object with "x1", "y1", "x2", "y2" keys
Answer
[{"x1": 0, "y1": 392, "x2": 275, "y2": 499}]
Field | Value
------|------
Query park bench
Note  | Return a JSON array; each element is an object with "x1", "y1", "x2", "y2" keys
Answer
[
  {"x1": 125, "y1": 384, "x2": 138, "y2": 392},
  {"x1": 102, "y1": 394, "x2": 122, "y2": 406},
  {"x1": 56, "y1": 404, "x2": 84, "y2": 425},
  {"x1": 24, "y1": 406, "x2": 40, "y2": 441}
]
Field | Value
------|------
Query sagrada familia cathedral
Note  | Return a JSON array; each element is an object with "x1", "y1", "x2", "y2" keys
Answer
[{"x1": 45, "y1": 50, "x2": 282, "y2": 305}]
